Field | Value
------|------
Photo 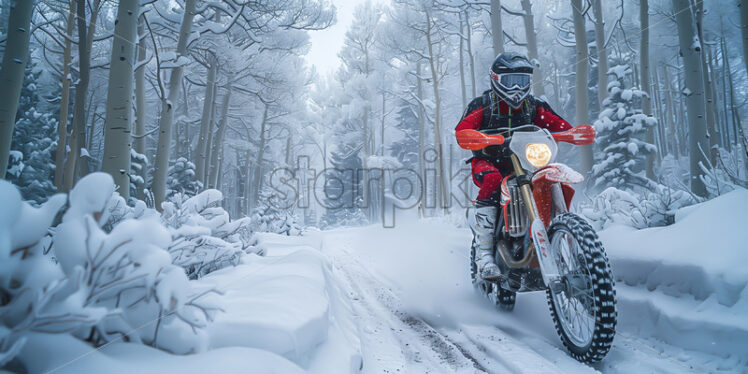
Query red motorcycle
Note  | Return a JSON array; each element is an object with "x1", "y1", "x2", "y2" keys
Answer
[{"x1": 457, "y1": 124, "x2": 617, "y2": 363}]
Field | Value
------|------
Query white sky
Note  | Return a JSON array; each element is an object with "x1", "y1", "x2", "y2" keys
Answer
[{"x1": 305, "y1": 0, "x2": 385, "y2": 76}]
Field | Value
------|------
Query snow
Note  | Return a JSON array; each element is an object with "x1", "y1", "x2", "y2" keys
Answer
[
  {"x1": 599, "y1": 188, "x2": 748, "y2": 364},
  {"x1": 6, "y1": 173, "x2": 746, "y2": 372},
  {"x1": 16, "y1": 333, "x2": 306, "y2": 374}
]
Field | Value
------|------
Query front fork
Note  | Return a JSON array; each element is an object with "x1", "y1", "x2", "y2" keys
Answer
[{"x1": 510, "y1": 155, "x2": 562, "y2": 286}]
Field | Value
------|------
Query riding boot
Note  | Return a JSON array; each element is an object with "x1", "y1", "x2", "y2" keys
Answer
[{"x1": 474, "y1": 204, "x2": 501, "y2": 280}]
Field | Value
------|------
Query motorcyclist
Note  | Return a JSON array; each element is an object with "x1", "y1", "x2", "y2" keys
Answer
[{"x1": 456, "y1": 52, "x2": 571, "y2": 280}]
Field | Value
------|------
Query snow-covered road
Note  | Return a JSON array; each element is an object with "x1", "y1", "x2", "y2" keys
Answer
[{"x1": 291, "y1": 217, "x2": 739, "y2": 373}]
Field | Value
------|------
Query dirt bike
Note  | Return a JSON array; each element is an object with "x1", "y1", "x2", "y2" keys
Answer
[{"x1": 457, "y1": 124, "x2": 617, "y2": 363}]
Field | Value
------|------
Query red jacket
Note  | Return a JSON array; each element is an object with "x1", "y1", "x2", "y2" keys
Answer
[{"x1": 456, "y1": 97, "x2": 571, "y2": 133}]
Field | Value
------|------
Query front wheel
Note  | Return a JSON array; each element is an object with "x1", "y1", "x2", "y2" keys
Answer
[{"x1": 546, "y1": 213, "x2": 617, "y2": 363}]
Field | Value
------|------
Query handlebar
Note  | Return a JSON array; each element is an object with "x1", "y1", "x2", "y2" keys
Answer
[{"x1": 456, "y1": 124, "x2": 595, "y2": 151}]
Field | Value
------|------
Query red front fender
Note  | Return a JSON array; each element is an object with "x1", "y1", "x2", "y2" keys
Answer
[{"x1": 532, "y1": 164, "x2": 581, "y2": 226}]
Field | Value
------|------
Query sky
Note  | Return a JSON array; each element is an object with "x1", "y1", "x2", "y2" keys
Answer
[{"x1": 306, "y1": 0, "x2": 385, "y2": 76}]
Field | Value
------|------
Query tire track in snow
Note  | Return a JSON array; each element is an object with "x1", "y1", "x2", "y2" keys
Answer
[{"x1": 321, "y1": 234, "x2": 559, "y2": 373}]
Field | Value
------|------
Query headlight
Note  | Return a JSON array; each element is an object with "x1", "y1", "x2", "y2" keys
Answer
[{"x1": 525, "y1": 143, "x2": 552, "y2": 168}]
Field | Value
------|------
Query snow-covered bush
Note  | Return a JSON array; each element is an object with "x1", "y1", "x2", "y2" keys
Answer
[
  {"x1": 0, "y1": 182, "x2": 69, "y2": 368},
  {"x1": 591, "y1": 62, "x2": 657, "y2": 192},
  {"x1": 162, "y1": 190, "x2": 256, "y2": 279},
  {"x1": 581, "y1": 185, "x2": 697, "y2": 230},
  {"x1": 54, "y1": 173, "x2": 219, "y2": 354},
  {"x1": 698, "y1": 146, "x2": 748, "y2": 198},
  {"x1": 0, "y1": 174, "x2": 220, "y2": 369}
]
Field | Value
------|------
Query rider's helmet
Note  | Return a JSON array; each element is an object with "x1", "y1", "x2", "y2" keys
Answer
[{"x1": 489, "y1": 52, "x2": 534, "y2": 109}]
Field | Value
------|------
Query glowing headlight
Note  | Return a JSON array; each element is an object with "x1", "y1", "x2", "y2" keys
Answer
[{"x1": 525, "y1": 143, "x2": 552, "y2": 168}]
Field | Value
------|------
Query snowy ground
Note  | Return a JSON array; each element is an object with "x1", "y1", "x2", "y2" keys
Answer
[{"x1": 30, "y1": 190, "x2": 748, "y2": 373}]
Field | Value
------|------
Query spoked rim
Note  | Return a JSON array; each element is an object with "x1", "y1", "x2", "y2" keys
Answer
[{"x1": 549, "y1": 228, "x2": 596, "y2": 348}]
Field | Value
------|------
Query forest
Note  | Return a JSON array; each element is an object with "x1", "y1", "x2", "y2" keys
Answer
[{"x1": 0, "y1": 0, "x2": 747, "y2": 372}]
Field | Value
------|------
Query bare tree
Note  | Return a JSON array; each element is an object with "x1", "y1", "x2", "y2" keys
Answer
[
  {"x1": 591, "y1": 0, "x2": 607, "y2": 111},
  {"x1": 520, "y1": 0, "x2": 544, "y2": 97},
  {"x1": 571, "y1": 0, "x2": 593, "y2": 174},
  {"x1": 151, "y1": 0, "x2": 197, "y2": 209},
  {"x1": 672, "y1": 0, "x2": 708, "y2": 196},
  {"x1": 54, "y1": 0, "x2": 75, "y2": 190},
  {"x1": 490, "y1": 0, "x2": 504, "y2": 56}
]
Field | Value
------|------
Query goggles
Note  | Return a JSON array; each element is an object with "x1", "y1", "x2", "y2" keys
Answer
[{"x1": 491, "y1": 72, "x2": 531, "y2": 90}]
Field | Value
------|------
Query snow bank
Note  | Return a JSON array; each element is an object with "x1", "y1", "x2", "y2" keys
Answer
[
  {"x1": 16, "y1": 333, "x2": 304, "y2": 374},
  {"x1": 196, "y1": 241, "x2": 362, "y2": 373},
  {"x1": 599, "y1": 188, "x2": 748, "y2": 364}
]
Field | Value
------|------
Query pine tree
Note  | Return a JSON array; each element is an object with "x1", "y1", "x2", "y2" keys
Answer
[
  {"x1": 167, "y1": 157, "x2": 202, "y2": 198},
  {"x1": 249, "y1": 188, "x2": 302, "y2": 235},
  {"x1": 389, "y1": 99, "x2": 419, "y2": 169},
  {"x1": 5, "y1": 57, "x2": 58, "y2": 204},
  {"x1": 591, "y1": 62, "x2": 657, "y2": 191},
  {"x1": 320, "y1": 133, "x2": 367, "y2": 228}
]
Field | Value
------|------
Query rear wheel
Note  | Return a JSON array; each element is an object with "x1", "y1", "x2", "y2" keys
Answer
[
  {"x1": 494, "y1": 286, "x2": 516, "y2": 311},
  {"x1": 546, "y1": 213, "x2": 617, "y2": 363}
]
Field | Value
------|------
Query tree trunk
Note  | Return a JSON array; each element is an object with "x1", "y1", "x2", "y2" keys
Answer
[
  {"x1": 0, "y1": 0, "x2": 9, "y2": 40},
  {"x1": 640, "y1": 0, "x2": 656, "y2": 179},
  {"x1": 202, "y1": 84, "x2": 216, "y2": 184},
  {"x1": 208, "y1": 86, "x2": 231, "y2": 189},
  {"x1": 54, "y1": 0, "x2": 75, "y2": 190},
  {"x1": 459, "y1": 13, "x2": 467, "y2": 108},
  {"x1": 101, "y1": 0, "x2": 139, "y2": 200},
  {"x1": 694, "y1": 1, "x2": 718, "y2": 163},
  {"x1": 722, "y1": 36, "x2": 748, "y2": 171},
  {"x1": 416, "y1": 62, "x2": 425, "y2": 216},
  {"x1": 718, "y1": 37, "x2": 733, "y2": 151},
  {"x1": 741, "y1": 0, "x2": 748, "y2": 76},
  {"x1": 592, "y1": 0, "x2": 607, "y2": 112},
  {"x1": 425, "y1": 11, "x2": 448, "y2": 213},
  {"x1": 664, "y1": 66, "x2": 680, "y2": 159},
  {"x1": 62, "y1": 0, "x2": 92, "y2": 191},
  {"x1": 195, "y1": 60, "x2": 216, "y2": 186},
  {"x1": 672, "y1": 0, "x2": 708, "y2": 197},
  {"x1": 464, "y1": 10, "x2": 476, "y2": 98},
  {"x1": 521, "y1": 0, "x2": 544, "y2": 97},
  {"x1": 571, "y1": 0, "x2": 593, "y2": 175},
  {"x1": 152, "y1": 0, "x2": 196, "y2": 209},
  {"x1": 0, "y1": 0, "x2": 34, "y2": 177},
  {"x1": 381, "y1": 91, "x2": 386, "y2": 156},
  {"x1": 133, "y1": 16, "x2": 148, "y2": 199},
  {"x1": 706, "y1": 45, "x2": 723, "y2": 153},
  {"x1": 490, "y1": 0, "x2": 504, "y2": 56},
  {"x1": 252, "y1": 104, "x2": 269, "y2": 209}
]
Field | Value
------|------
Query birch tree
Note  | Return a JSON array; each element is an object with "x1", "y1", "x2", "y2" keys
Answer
[
  {"x1": 672, "y1": 0, "x2": 708, "y2": 196},
  {"x1": 571, "y1": 0, "x2": 593, "y2": 174},
  {"x1": 0, "y1": 0, "x2": 35, "y2": 177},
  {"x1": 101, "y1": 0, "x2": 140, "y2": 199},
  {"x1": 641, "y1": 0, "x2": 655, "y2": 179}
]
